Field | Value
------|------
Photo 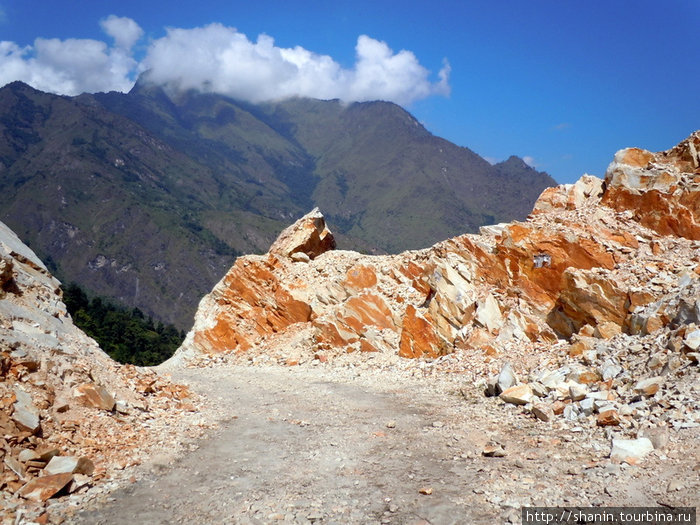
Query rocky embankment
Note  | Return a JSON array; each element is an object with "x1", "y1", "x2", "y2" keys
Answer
[
  {"x1": 172, "y1": 132, "x2": 700, "y2": 467},
  {"x1": 0, "y1": 222, "x2": 208, "y2": 524}
]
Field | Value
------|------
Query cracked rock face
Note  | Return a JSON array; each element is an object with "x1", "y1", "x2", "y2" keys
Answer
[{"x1": 173, "y1": 131, "x2": 700, "y2": 365}]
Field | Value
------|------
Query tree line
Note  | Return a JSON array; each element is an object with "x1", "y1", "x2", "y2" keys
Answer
[{"x1": 62, "y1": 283, "x2": 185, "y2": 366}]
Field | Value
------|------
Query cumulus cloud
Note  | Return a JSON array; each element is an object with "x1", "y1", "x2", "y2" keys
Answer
[
  {"x1": 0, "y1": 18, "x2": 450, "y2": 106},
  {"x1": 141, "y1": 25, "x2": 450, "y2": 105},
  {"x1": 100, "y1": 15, "x2": 143, "y2": 50},
  {"x1": 0, "y1": 17, "x2": 142, "y2": 95}
]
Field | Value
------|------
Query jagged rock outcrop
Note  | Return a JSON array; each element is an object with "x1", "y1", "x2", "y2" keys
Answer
[
  {"x1": 175, "y1": 133, "x2": 700, "y2": 362},
  {"x1": 172, "y1": 132, "x2": 700, "y2": 368},
  {"x1": 269, "y1": 208, "x2": 336, "y2": 260},
  {"x1": 0, "y1": 220, "x2": 195, "y2": 522}
]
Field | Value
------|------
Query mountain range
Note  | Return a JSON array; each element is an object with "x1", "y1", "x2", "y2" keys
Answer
[{"x1": 0, "y1": 79, "x2": 555, "y2": 328}]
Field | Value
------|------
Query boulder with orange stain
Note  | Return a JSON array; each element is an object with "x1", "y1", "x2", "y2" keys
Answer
[
  {"x1": 602, "y1": 132, "x2": 700, "y2": 240},
  {"x1": 547, "y1": 269, "x2": 629, "y2": 339},
  {"x1": 189, "y1": 255, "x2": 312, "y2": 354},
  {"x1": 269, "y1": 207, "x2": 336, "y2": 259}
]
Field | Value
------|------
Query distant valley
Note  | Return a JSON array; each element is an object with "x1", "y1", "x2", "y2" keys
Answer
[{"x1": 0, "y1": 79, "x2": 555, "y2": 328}]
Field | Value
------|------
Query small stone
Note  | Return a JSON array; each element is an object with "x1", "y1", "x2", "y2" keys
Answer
[
  {"x1": 431, "y1": 421, "x2": 444, "y2": 428},
  {"x1": 4, "y1": 456, "x2": 26, "y2": 479},
  {"x1": 68, "y1": 473, "x2": 92, "y2": 493},
  {"x1": 579, "y1": 398, "x2": 595, "y2": 416},
  {"x1": 563, "y1": 404, "x2": 579, "y2": 421},
  {"x1": 633, "y1": 377, "x2": 663, "y2": 396},
  {"x1": 667, "y1": 480, "x2": 684, "y2": 492},
  {"x1": 683, "y1": 329, "x2": 700, "y2": 351},
  {"x1": 18, "y1": 449, "x2": 40, "y2": 463},
  {"x1": 531, "y1": 404, "x2": 553, "y2": 422},
  {"x1": 597, "y1": 409, "x2": 621, "y2": 427},
  {"x1": 290, "y1": 252, "x2": 311, "y2": 263},
  {"x1": 499, "y1": 384, "x2": 533, "y2": 405},
  {"x1": 482, "y1": 443, "x2": 507, "y2": 457},
  {"x1": 419, "y1": 487, "x2": 433, "y2": 495},
  {"x1": 530, "y1": 382, "x2": 548, "y2": 398},
  {"x1": 36, "y1": 447, "x2": 60, "y2": 463},
  {"x1": 552, "y1": 400, "x2": 567, "y2": 415},
  {"x1": 594, "y1": 322, "x2": 621, "y2": 340},
  {"x1": 610, "y1": 438, "x2": 654, "y2": 463},
  {"x1": 497, "y1": 363, "x2": 518, "y2": 393},
  {"x1": 601, "y1": 361, "x2": 623, "y2": 381},
  {"x1": 569, "y1": 383, "x2": 588, "y2": 401},
  {"x1": 44, "y1": 456, "x2": 95, "y2": 476},
  {"x1": 73, "y1": 383, "x2": 115, "y2": 411},
  {"x1": 17, "y1": 473, "x2": 73, "y2": 502},
  {"x1": 385, "y1": 420, "x2": 396, "y2": 429},
  {"x1": 12, "y1": 388, "x2": 41, "y2": 434}
]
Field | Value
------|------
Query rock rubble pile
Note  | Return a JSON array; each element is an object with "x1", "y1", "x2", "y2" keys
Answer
[{"x1": 0, "y1": 221, "x2": 203, "y2": 524}]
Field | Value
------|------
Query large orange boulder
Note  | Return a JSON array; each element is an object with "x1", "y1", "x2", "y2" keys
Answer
[{"x1": 269, "y1": 208, "x2": 336, "y2": 259}]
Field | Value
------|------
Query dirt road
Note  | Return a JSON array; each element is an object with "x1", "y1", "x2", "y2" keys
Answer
[{"x1": 70, "y1": 363, "x2": 698, "y2": 525}]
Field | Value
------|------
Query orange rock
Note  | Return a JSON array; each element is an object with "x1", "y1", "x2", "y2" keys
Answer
[
  {"x1": 602, "y1": 134, "x2": 700, "y2": 240},
  {"x1": 568, "y1": 341, "x2": 586, "y2": 357},
  {"x1": 73, "y1": 384, "x2": 115, "y2": 411},
  {"x1": 574, "y1": 370, "x2": 602, "y2": 385},
  {"x1": 644, "y1": 315, "x2": 665, "y2": 334},
  {"x1": 359, "y1": 339, "x2": 380, "y2": 353},
  {"x1": 552, "y1": 401, "x2": 567, "y2": 415},
  {"x1": 548, "y1": 269, "x2": 628, "y2": 339},
  {"x1": 343, "y1": 264, "x2": 377, "y2": 291},
  {"x1": 597, "y1": 409, "x2": 621, "y2": 427},
  {"x1": 595, "y1": 321, "x2": 622, "y2": 340},
  {"x1": 313, "y1": 321, "x2": 351, "y2": 347},
  {"x1": 618, "y1": 147, "x2": 654, "y2": 168},
  {"x1": 337, "y1": 294, "x2": 395, "y2": 334},
  {"x1": 17, "y1": 473, "x2": 73, "y2": 502},
  {"x1": 191, "y1": 256, "x2": 312, "y2": 354},
  {"x1": 628, "y1": 291, "x2": 656, "y2": 310},
  {"x1": 398, "y1": 305, "x2": 445, "y2": 358},
  {"x1": 268, "y1": 208, "x2": 336, "y2": 259},
  {"x1": 399, "y1": 261, "x2": 434, "y2": 297}
]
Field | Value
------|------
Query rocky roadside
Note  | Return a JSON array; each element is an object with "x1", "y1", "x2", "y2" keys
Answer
[{"x1": 0, "y1": 221, "x2": 209, "y2": 525}]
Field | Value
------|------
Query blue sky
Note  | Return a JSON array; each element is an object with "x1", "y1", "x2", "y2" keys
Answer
[{"x1": 1, "y1": 1, "x2": 698, "y2": 183}]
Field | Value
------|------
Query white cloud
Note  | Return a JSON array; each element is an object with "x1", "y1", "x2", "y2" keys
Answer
[
  {"x1": 100, "y1": 15, "x2": 143, "y2": 50},
  {"x1": 0, "y1": 18, "x2": 449, "y2": 106},
  {"x1": 523, "y1": 155, "x2": 536, "y2": 167},
  {"x1": 140, "y1": 25, "x2": 450, "y2": 106},
  {"x1": 0, "y1": 17, "x2": 142, "y2": 95}
]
